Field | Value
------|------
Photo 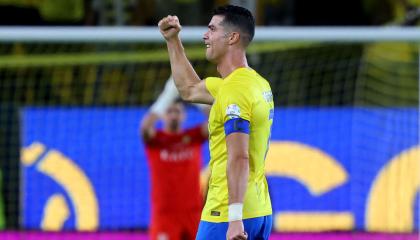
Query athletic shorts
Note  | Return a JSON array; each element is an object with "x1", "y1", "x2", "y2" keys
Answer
[
  {"x1": 149, "y1": 211, "x2": 201, "y2": 240},
  {"x1": 196, "y1": 215, "x2": 272, "y2": 240}
]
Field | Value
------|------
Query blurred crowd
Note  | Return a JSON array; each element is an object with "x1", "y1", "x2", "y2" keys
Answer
[{"x1": 0, "y1": 0, "x2": 418, "y2": 26}]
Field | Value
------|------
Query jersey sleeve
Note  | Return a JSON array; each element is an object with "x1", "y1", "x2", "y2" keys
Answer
[
  {"x1": 205, "y1": 77, "x2": 223, "y2": 98},
  {"x1": 218, "y1": 81, "x2": 253, "y2": 135}
]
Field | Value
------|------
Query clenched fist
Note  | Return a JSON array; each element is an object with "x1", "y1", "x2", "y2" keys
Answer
[
  {"x1": 227, "y1": 221, "x2": 248, "y2": 240},
  {"x1": 158, "y1": 15, "x2": 182, "y2": 41}
]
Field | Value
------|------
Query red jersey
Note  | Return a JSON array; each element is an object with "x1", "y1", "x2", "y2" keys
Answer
[{"x1": 145, "y1": 125, "x2": 207, "y2": 214}]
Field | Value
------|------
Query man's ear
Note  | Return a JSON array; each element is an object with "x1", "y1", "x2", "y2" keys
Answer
[{"x1": 228, "y1": 32, "x2": 241, "y2": 45}]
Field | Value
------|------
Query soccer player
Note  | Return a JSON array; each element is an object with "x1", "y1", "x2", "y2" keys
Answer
[
  {"x1": 158, "y1": 5, "x2": 274, "y2": 240},
  {"x1": 140, "y1": 78, "x2": 209, "y2": 240}
]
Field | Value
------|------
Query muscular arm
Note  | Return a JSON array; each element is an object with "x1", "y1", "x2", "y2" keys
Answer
[
  {"x1": 158, "y1": 16, "x2": 214, "y2": 104},
  {"x1": 226, "y1": 132, "x2": 249, "y2": 204},
  {"x1": 226, "y1": 132, "x2": 249, "y2": 240}
]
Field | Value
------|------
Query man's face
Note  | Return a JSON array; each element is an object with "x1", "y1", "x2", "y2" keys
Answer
[
  {"x1": 164, "y1": 102, "x2": 185, "y2": 131},
  {"x1": 203, "y1": 15, "x2": 230, "y2": 63}
]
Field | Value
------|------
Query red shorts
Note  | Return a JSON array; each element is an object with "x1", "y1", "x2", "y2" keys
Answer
[{"x1": 149, "y1": 211, "x2": 201, "y2": 240}]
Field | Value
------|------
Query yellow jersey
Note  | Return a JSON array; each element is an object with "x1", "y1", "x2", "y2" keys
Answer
[{"x1": 202, "y1": 67, "x2": 274, "y2": 222}]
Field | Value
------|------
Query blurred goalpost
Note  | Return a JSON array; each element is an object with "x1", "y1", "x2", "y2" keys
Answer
[{"x1": 0, "y1": 26, "x2": 419, "y2": 42}]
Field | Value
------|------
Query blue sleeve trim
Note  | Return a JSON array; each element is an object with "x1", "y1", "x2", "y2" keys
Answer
[{"x1": 224, "y1": 118, "x2": 250, "y2": 136}]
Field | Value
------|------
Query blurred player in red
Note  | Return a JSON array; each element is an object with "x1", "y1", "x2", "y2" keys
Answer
[{"x1": 140, "y1": 77, "x2": 209, "y2": 240}]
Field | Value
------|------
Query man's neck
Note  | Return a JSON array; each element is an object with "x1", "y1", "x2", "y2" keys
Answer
[{"x1": 217, "y1": 49, "x2": 248, "y2": 78}]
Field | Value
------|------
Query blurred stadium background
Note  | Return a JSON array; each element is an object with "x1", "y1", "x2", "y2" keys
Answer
[{"x1": 0, "y1": 0, "x2": 419, "y2": 239}]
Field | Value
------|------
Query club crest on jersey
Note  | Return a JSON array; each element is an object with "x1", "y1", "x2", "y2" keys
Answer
[{"x1": 226, "y1": 104, "x2": 241, "y2": 119}]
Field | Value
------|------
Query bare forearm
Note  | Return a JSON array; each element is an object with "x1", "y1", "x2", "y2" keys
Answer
[
  {"x1": 166, "y1": 38, "x2": 201, "y2": 101},
  {"x1": 227, "y1": 156, "x2": 249, "y2": 204}
]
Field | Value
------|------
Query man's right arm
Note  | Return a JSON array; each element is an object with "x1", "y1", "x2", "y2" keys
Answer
[
  {"x1": 140, "y1": 76, "x2": 179, "y2": 142},
  {"x1": 158, "y1": 15, "x2": 214, "y2": 105},
  {"x1": 140, "y1": 112, "x2": 159, "y2": 142}
]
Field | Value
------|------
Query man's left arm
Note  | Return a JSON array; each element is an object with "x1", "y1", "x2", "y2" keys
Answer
[
  {"x1": 226, "y1": 131, "x2": 249, "y2": 240},
  {"x1": 220, "y1": 83, "x2": 251, "y2": 240}
]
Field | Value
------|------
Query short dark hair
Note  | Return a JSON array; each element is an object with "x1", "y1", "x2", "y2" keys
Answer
[{"x1": 212, "y1": 5, "x2": 255, "y2": 47}]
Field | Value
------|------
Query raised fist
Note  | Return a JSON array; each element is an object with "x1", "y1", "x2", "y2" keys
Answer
[{"x1": 158, "y1": 15, "x2": 182, "y2": 41}]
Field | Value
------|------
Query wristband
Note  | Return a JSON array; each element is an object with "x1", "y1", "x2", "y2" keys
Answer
[{"x1": 228, "y1": 203, "x2": 243, "y2": 222}]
